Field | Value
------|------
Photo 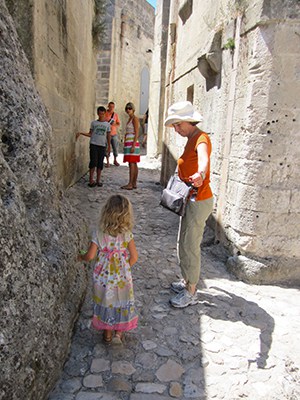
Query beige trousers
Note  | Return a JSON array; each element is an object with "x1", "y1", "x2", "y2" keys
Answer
[{"x1": 177, "y1": 197, "x2": 214, "y2": 285}]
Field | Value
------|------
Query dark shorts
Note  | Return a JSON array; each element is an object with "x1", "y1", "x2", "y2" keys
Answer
[{"x1": 89, "y1": 144, "x2": 106, "y2": 169}]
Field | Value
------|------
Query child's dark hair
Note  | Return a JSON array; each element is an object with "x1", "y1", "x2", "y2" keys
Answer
[
  {"x1": 100, "y1": 195, "x2": 134, "y2": 236},
  {"x1": 97, "y1": 106, "x2": 106, "y2": 114}
]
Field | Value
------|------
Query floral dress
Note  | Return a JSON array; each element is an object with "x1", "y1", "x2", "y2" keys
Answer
[{"x1": 91, "y1": 230, "x2": 138, "y2": 331}]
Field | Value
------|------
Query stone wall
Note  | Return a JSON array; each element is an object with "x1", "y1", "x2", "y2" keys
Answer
[
  {"x1": 0, "y1": 2, "x2": 87, "y2": 399},
  {"x1": 149, "y1": 0, "x2": 300, "y2": 285},
  {"x1": 6, "y1": 0, "x2": 97, "y2": 188},
  {"x1": 96, "y1": 0, "x2": 155, "y2": 140}
]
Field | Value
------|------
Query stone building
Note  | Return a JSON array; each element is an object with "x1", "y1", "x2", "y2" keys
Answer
[
  {"x1": 148, "y1": 0, "x2": 300, "y2": 285},
  {"x1": 96, "y1": 0, "x2": 155, "y2": 138},
  {"x1": 6, "y1": 0, "x2": 97, "y2": 188}
]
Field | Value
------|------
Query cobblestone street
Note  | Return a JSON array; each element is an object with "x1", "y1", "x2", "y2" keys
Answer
[{"x1": 49, "y1": 157, "x2": 300, "y2": 400}]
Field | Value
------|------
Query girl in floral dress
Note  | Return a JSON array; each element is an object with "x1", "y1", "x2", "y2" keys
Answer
[{"x1": 78, "y1": 195, "x2": 138, "y2": 344}]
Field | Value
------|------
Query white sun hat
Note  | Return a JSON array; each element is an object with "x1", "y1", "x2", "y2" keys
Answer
[{"x1": 164, "y1": 101, "x2": 203, "y2": 127}]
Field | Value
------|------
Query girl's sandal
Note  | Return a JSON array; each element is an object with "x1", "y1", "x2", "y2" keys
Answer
[
  {"x1": 112, "y1": 331, "x2": 123, "y2": 345},
  {"x1": 103, "y1": 330, "x2": 113, "y2": 343}
]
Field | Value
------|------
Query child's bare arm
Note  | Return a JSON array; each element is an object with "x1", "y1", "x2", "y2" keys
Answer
[
  {"x1": 128, "y1": 239, "x2": 138, "y2": 266},
  {"x1": 76, "y1": 130, "x2": 92, "y2": 140},
  {"x1": 78, "y1": 242, "x2": 98, "y2": 262}
]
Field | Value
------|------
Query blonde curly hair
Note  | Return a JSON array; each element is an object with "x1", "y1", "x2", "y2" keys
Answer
[{"x1": 100, "y1": 195, "x2": 134, "y2": 236}]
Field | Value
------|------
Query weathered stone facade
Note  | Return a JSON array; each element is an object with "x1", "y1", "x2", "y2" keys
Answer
[
  {"x1": 149, "y1": 0, "x2": 300, "y2": 285},
  {"x1": 96, "y1": 0, "x2": 155, "y2": 138},
  {"x1": 0, "y1": 2, "x2": 87, "y2": 399},
  {"x1": 6, "y1": 0, "x2": 97, "y2": 188}
]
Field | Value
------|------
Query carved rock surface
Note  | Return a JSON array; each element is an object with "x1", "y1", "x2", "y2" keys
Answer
[{"x1": 0, "y1": 2, "x2": 87, "y2": 399}]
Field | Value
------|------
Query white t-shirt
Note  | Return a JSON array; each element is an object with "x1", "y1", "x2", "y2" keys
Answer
[{"x1": 90, "y1": 120, "x2": 111, "y2": 147}]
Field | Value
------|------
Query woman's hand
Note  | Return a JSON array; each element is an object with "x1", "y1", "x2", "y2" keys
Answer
[
  {"x1": 130, "y1": 145, "x2": 135, "y2": 153},
  {"x1": 189, "y1": 171, "x2": 205, "y2": 187}
]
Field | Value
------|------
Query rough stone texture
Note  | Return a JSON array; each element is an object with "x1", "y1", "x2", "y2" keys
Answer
[
  {"x1": 96, "y1": 0, "x2": 155, "y2": 140},
  {"x1": 149, "y1": 0, "x2": 300, "y2": 285},
  {"x1": 0, "y1": 2, "x2": 87, "y2": 399},
  {"x1": 155, "y1": 360, "x2": 185, "y2": 382},
  {"x1": 90, "y1": 358, "x2": 110, "y2": 373},
  {"x1": 83, "y1": 374, "x2": 103, "y2": 388},
  {"x1": 111, "y1": 361, "x2": 136, "y2": 375},
  {"x1": 135, "y1": 382, "x2": 166, "y2": 394},
  {"x1": 169, "y1": 381, "x2": 183, "y2": 398},
  {"x1": 6, "y1": 0, "x2": 97, "y2": 188},
  {"x1": 227, "y1": 255, "x2": 273, "y2": 284}
]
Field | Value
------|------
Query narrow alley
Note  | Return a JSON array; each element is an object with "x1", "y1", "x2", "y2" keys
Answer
[{"x1": 48, "y1": 158, "x2": 300, "y2": 400}]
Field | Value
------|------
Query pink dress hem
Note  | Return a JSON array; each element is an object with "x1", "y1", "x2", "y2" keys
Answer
[{"x1": 92, "y1": 316, "x2": 138, "y2": 331}]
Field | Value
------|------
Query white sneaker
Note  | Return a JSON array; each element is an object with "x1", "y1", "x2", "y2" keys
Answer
[
  {"x1": 170, "y1": 289, "x2": 198, "y2": 308},
  {"x1": 170, "y1": 279, "x2": 186, "y2": 293}
]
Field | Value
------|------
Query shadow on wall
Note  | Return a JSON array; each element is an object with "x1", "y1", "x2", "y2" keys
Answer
[{"x1": 160, "y1": 142, "x2": 178, "y2": 185}]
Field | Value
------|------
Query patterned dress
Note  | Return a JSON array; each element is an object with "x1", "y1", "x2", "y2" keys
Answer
[
  {"x1": 123, "y1": 118, "x2": 140, "y2": 163},
  {"x1": 91, "y1": 230, "x2": 138, "y2": 331}
]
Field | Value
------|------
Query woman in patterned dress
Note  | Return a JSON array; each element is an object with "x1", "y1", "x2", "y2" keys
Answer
[
  {"x1": 121, "y1": 102, "x2": 140, "y2": 190},
  {"x1": 78, "y1": 195, "x2": 138, "y2": 344}
]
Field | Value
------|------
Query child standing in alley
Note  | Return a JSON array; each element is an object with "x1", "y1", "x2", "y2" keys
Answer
[
  {"x1": 76, "y1": 106, "x2": 111, "y2": 187},
  {"x1": 78, "y1": 195, "x2": 138, "y2": 344}
]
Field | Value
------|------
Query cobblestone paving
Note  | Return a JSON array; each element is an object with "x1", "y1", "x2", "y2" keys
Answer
[{"x1": 48, "y1": 156, "x2": 300, "y2": 400}]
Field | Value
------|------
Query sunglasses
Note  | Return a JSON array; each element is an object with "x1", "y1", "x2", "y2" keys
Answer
[{"x1": 126, "y1": 107, "x2": 133, "y2": 111}]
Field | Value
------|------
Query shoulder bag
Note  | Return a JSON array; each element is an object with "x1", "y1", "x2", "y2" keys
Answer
[{"x1": 160, "y1": 174, "x2": 193, "y2": 217}]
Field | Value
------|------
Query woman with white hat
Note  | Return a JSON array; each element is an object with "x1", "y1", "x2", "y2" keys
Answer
[{"x1": 164, "y1": 101, "x2": 214, "y2": 308}]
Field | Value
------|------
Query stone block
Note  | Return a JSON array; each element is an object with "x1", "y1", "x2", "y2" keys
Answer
[
  {"x1": 227, "y1": 254, "x2": 300, "y2": 285},
  {"x1": 266, "y1": 212, "x2": 300, "y2": 238},
  {"x1": 225, "y1": 226, "x2": 257, "y2": 253},
  {"x1": 227, "y1": 255, "x2": 270, "y2": 284},
  {"x1": 82, "y1": 374, "x2": 103, "y2": 388},
  {"x1": 155, "y1": 360, "x2": 184, "y2": 382},
  {"x1": 274, "y1": 25, "x2": 300, "y2": 55},
  {"x1": 224, "y1": 205, "x2": 268, "y2": 237},
  {"x1": 228, "y1": 158, "x2": 272, "y2": 186},
  {"x1": 290, "y1": 190, "x2": 300, "y2": 212}
]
